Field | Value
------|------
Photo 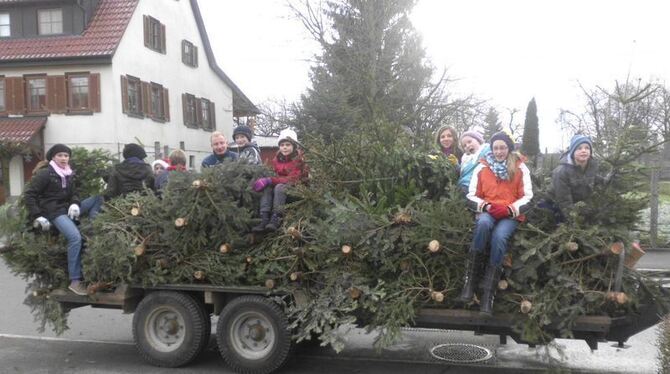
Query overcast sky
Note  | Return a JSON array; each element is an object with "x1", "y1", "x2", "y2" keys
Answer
[{"x1": 198, "y1": 0, "x2": 670, "y2": 152}]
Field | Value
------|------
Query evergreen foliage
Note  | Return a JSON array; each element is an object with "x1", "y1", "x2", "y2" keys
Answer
[{"x1": 521, "y1": 98, "x2": 540, "y2": 160}]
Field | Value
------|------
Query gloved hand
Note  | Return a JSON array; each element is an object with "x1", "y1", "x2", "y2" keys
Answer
[
  {"x1": 68, "y1": 204, "x2": 80, "y2": 220},
  {"x1": 488, "y1": 204, "x2": 510, "y2": 220},
  {"x1": 33, "y1": 216, "x2": 51, "y2": 231},
  {"x1": 253, "y1": 177, "x2": 272, "y2": 192}
]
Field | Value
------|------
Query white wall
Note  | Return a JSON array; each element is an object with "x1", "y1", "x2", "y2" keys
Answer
[
  {"x1": 111, "y1": 0, "x2": 236, "y2": 166},
  {"x1": 0, "y1": 65, "x2": 118, "y2": 156}
]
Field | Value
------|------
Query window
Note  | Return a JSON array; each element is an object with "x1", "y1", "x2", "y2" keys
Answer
[
  {"x1": 38, "y1": 9, "x2": 63, "y2": 35},
  {"x1": 183, "y1": 93, "x2": 197, "y2": 127},
  {"x1": 121, "y1": 75, "x2": 170, "y2": 122},
  {"x1": 189, "y1": 155, "x2": 195, "y2": 169},
  {"x1": 26, "y1": 76, "x2": 47, "y2": 112},
  {"x1": 179, "y1": 141, "x2": 185, "y2": 150},
  {"x1": 181, "y1": 40, "x2": 198, "y2": 67},
  {"x1": 0, "y1": 78, "x2": 5, "y2": 112},
  {"x1": 0, "y1": 13, "x2": 10, "y2": 37},
  {"x1": 143, "y1": 15, "x2": 165, "y2": 53},
  {"x1": 151, "y1": 83, "x2": 165, "y2": 120},
  {"x1": 126, "y1": 76, "x2": 142, "y2": 116},
  {"x1": 200, "y1": 98, "x2": 211, "y2": 129},
  {"x1": 67, "y1": 75, "x2": 89, "y2": 111}
]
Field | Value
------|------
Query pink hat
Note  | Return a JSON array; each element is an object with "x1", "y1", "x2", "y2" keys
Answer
[{"x1": 460, "y1": 130, "x2": 484, "y2": 144}]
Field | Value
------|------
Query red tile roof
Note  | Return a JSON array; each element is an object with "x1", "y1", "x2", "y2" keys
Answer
[
  {"x1": 0, "y1": 117, "x2": 46, "y2": 142},
  {"x1": 0, "y1": 0, "x2": 138, "y2": 61}
]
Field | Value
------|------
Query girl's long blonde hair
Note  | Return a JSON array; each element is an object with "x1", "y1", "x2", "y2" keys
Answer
[{"x1": 506, "y1": 151, "x2": 521, "y2": 180}]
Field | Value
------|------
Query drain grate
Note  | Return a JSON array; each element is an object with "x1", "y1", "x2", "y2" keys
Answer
[{"x1": 430, "y1": 343, "x2": 493, "y2": 364}]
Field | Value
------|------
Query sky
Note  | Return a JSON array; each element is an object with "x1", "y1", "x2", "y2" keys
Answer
[{"x1": 198, "y1": 0, "x2": 670, "y2": 152}]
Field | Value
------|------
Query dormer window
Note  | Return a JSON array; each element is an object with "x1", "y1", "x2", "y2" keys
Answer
[
  {"x1": 143, "y1": 15, "x2": 166, "y2": 54},
  {"x1": 38, "y1": 9, "x2": 63, "y2": 35},
  {"x1": 0, "y1": 13, "x2": 10, "y2": 37},
  {"x1": 181, "y1": 40, "x2": 198, "y2": 67}
]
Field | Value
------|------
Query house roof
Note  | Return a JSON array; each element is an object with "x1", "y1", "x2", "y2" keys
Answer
[
  {"x1": 0, "y1": 0, "x2": 258, "y2": 116},
  {"x1": 0, "y1": 0, "x2": 138, "y2": 62},
  {"x1": 0, "y1": 117, "x2": 46, "y2": 142}
]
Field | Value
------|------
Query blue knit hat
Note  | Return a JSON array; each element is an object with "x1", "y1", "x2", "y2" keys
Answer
[
  {"x1": 233, "y1": 125, "x2": 253, "y2": 142},
  {"x1": 489, "y1": 131, "x2": 515, "y2": 151},
  {"x1": 568, "y1": 134, "x2": 592, "y2": 163}
]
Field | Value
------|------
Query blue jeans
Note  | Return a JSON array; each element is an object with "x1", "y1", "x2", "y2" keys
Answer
[
  {"x1": 259, "y1": 184, "x2": 288, "y2": 214},
  {"x1": 471, "y1": 213, "x2": 518, "y2": 266},
  {"x1": 52, "y1": 214, "x2": 83, "y2": 281},
  {"x1": 80, "y1": 195, "x2": 104, "y2": 219}
]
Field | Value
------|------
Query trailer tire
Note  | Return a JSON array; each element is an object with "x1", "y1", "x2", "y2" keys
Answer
[
  {"x1": 132, "y1": 291, "x2": 208, "y2": 367},
  {"x1": 217, "y1": 295, "x2": 292, "y2": 374}
]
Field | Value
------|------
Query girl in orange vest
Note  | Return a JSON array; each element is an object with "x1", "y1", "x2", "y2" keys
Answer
[{"x1": 457, "y1": 131, "x2": 533, "y2": 315}]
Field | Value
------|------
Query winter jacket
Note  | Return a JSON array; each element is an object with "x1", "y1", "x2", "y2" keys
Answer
[
  {"x1": 547, "y1": 154, "x2": 603, "y2": 217},
  {"x1": 231, "y1": 142, "x2": 262, "y2": 165},
  {"x1": 201, "y1": 151, "x2": 239, "y2": 168},
  {"x1": 458, "y1": 143, "x2": 490, "y2": 190},
  {"x1": 104, "y1": 159, "x2": 155, "y2": 200},
  {"x1": 23, "y1": 164, "x2": 80, "y2": 221},
  {"x1": 466, "y1": 156, "x2": 533, "y2": 220},
  {"x1": 270, "y1": 150, "x2": 307, "y2": 185}
]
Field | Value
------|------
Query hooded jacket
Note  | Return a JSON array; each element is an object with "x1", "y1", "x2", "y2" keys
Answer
[
  {"x1": 104, "y1": 159, "x2": 155, "y2": 200},
  {"x1": 23, "y1": 164, "x2": 80, "y2": 221},
  {"x1": 270, "y1": 150, "x2": 307, "y2": 185},
  {"x1": 548, "y1": 153, "x2": 603, "y2": 216}
]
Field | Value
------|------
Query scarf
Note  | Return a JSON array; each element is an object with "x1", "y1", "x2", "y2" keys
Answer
[
  {"x1": 441, "y1": 146, "x2": 454, "y2": 157},
  {"x1": 168, "y1": 165, "x2": 187, "y2": 172},
  {"x1": 485, "y1": 151, "x2": 509, "y2": 181},
  {"x1": 49, "y1": 160, "x2": 73, "y2": 188}
]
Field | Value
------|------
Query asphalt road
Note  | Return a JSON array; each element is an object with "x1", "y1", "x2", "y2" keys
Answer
[{"x1": 0, "y1": 253, "x2": 665, "y2": 373}]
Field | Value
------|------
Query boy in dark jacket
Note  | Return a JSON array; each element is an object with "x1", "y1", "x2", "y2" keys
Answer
[
  {"x1": 546, "y1": 134, "x2": 604, "y2": 222},
  {"x1": 231, "y1": 125, "x2": 262, "y2": 165},
  {"x1": 104, "y1": 143, "x2": 155, "y2": 200}
]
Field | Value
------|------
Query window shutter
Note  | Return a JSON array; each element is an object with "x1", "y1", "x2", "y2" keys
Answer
[
  {"x1": 181, "y1": 93, "x2": 188, "y2": 126},
  {"x1": 120, "y1": 75, "x2": 128, "y2": 113},
  {"x1": 46, "y1": 75, "x2": 66, "y2": 114},
  {"x1": 209, "y1": 101, "x2": 215, "y2": 130},
  {"x1": 160, "y1": 24, "x2": 166, "y2": 54},
  {"x1": 163, "y1": 87, "x2": 169, "y2": 121},
  {"x1": 5, "y1": 77, "x2": 25, "y2": 115},
  {"x1": 181, "y1": 40, "x2": 186, "y2": 64},
  {"x1": 195, "y1": 98, "x2": 203, "y2": 128},
  {"x1": 89, "y1": 73, "x2": 101, "y2": 112},
  {"x1": 143, "y1": 15, "x2": 150, "y2": 47},
  {"x1": 141, "y1": 81, "x2": 151, "y2": 117},
  {"x1": 194, "y1": 45, "x2": 198, "y2": 67}
]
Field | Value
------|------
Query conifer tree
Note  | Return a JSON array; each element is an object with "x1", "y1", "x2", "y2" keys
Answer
[{"x1": 521, "y1": 97, "x2": 540, "y2": 162}]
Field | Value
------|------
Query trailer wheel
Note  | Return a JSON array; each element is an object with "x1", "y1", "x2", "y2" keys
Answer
[
  {"x1": 132, "y1": 291, "x2": 208, "y2": 367},
  {"x1": 217, "y1": 295, "x2": 292, "y2": 374}
]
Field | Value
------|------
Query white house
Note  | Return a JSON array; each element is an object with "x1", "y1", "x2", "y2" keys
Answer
[{"x1": 0, "y1": 0, "x2": 258, "y2": 203}]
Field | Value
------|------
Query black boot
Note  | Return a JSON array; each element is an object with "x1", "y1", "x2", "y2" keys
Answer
[
  {"x1": 456, "y1": 251, "x2": 480, "y2": 304},
  {"x1": 480, "y1": 264, "x2": 502, "y2": 316},
  {"x1": 252, "y1": 212, "x2": 271, "y2": 232},
  {"x1": 265, "y1": 212, "x2": 282, "y2": 231}
]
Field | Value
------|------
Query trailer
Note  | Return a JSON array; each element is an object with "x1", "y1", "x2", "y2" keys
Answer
[{"x1": 49, "y1": 277, "x2": 665, "y2": 374}]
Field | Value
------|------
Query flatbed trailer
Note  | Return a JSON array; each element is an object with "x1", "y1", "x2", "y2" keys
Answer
[{"x1": 49, "y1": 279, "x2": 665, "y2": 374}]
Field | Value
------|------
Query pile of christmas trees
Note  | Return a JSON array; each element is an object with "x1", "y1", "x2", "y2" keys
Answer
[{"x1": 0, "y1": 125, "x2": 665, "y2": 349}]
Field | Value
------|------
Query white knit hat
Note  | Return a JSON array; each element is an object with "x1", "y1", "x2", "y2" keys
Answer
[{"x1": 278, "y1": 129, "x2": 298, "y2": 145}]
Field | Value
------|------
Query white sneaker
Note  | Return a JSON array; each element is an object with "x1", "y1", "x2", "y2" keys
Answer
[{"x1": 68, "y1": 280, "x2": 87, "y2": 296}]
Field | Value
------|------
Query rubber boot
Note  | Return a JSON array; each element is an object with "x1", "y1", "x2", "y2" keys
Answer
[
  {"x1": 479, "y1": 264, "x2": 502, "y2": 316},
  {"x1": 252, "y1": 212, "x2": 271, "y2": 232},
  {"x1": 456, "y1": 251, "x2": 480, "y2": 303},
  {"x1": 265, "y1": 212, "x2": 282, "y2": 231}
]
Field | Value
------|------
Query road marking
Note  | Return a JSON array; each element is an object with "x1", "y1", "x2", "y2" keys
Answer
[{"x1": 0, "y1": 333, "x2": 134, "y2": 346}]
